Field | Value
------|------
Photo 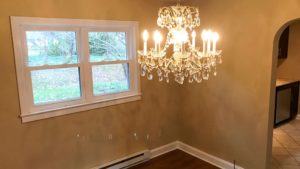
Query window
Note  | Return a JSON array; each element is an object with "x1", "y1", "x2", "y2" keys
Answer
[{"x1": 11, "y1": 17, "x2": 140, "y2": 122}]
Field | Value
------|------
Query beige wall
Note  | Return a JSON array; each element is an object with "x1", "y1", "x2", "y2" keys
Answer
[
  {"x1": 179, "y1": 0, "x2": 300, "y2": 169},
  {"x1": 277, "y1": 22, "x2": 300, "y2": 80},
  {"x1": 0, "y1": 0, "x2": 180, "y2": 169},
  {"x1": 277, "y1": 22, "x2": 300, "y2": 110},
  {"x1": 2, "y1": 0, "x2": 300, "y2": 169}
]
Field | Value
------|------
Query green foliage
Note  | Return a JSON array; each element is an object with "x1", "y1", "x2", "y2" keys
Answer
[
  {"x1": 31, "y1": 68, "x2": 81, "y2": 104},
  {"x1": 93, "y1": 82, "x2": 129, "y2": 95},
  {"x1": 26, "y1": 31, "x2": 77, "y2": 66},
  {"x1": 89, "y1": 32, "x2": 127, "y2": 61},
  {"x1": 27, "y1": 31, "x2": 129, "y2": 104},
  {"x1": 33, "y1": 85, "x2": 81, "y2": 104}
]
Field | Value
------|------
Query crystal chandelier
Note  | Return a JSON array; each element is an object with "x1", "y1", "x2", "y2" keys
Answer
[{"x1": 137, "y1": 3, "x2": 222, "y2": 84}]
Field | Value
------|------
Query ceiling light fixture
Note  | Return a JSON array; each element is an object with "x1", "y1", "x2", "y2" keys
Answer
[{"x1": 138, "y1": 3, "x2": 222, "y2": 84}]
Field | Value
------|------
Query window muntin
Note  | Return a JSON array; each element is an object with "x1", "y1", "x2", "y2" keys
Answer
[{"x1": 11, "y1": 17, "x2": 140, "y2": 122}]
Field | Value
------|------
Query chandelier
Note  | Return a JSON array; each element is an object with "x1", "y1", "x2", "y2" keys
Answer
[{"x1": 137, "y1": 3, "x2": 222, "y2": 84}]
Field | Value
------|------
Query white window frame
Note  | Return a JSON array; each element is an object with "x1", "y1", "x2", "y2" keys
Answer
[{"x1": 11, "y1": 16, "x2": 141, "y2": 123}]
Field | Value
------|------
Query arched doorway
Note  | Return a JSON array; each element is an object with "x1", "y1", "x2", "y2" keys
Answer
[{"x1": 269, "y1": 18, "x2": 300, "y2": 169}]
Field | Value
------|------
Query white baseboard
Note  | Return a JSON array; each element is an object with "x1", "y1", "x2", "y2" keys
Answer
[
  {"x1": 177, "y1": 142, "x2": 244, "y2": 169},
  {"x1": 149, "y1": 141, "x2": 243, "y2": 169},
  {"x1": 91, "y1": 141, "x2": 244, "y2": 169},
  {"x1": 149, "y1": 141, "x2": 178, "y2": 158}
]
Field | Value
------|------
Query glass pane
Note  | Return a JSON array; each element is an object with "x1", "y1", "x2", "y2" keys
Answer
[
  {"x1": 276, "y1": 88, "x2": 292, "y2": 124},
  {"x1": 89, "y1": 32, "x2": 127, "y2": 62},
  {"x1": 92, "y1": 64, "x2": 129, "y2": 95},
  {"x1": 26, "y1": 31, "x2": 78, "y2": 66},
  {"x1": 31, "y1": 68, "x2": 81, "y2": 104}
]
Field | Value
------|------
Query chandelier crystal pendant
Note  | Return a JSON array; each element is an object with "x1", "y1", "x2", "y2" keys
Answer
[{"x1": 137, "y1": 3, "x2": 222, "y2": 84}]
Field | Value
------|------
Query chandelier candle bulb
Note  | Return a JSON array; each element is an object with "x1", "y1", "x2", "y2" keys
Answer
[{"x1": 143, "y1": 30, "x2": 149, "y2": 55}]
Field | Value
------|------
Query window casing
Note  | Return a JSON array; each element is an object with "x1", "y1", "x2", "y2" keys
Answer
[{"x1": 11, "y1": 17, "x2": 141, "y2": 123}]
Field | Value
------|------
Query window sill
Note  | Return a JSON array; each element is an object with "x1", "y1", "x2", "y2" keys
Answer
[{"x1": 20, "y1": 93, "x2": 142, "y2": 123}]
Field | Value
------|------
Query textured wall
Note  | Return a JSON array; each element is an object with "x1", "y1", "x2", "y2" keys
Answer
[
  {"x1": 277, "y1": 22, "x2": 300, "y2": 110},
  {"x1": 0, "y1": 0, "x2": 180, "y2": 169},
  {"x1": 179, "y1": 0, "x2": 300, "y2": 169},
  {"x1": 2, "y1": 0, "x2": 300, "y2": 169}
]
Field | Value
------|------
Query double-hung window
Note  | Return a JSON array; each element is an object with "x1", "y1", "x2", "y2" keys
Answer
[{"x1": 11, "y1": 17, "x2": 140, "y2": 123}]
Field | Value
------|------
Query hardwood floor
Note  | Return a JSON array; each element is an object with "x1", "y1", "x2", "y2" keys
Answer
[{"x1": 129, "y1": 150, "x2": 220, "y2": 169}]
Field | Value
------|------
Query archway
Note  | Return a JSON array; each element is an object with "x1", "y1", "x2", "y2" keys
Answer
[{"x1": 268, "y1": 18, "x2": 300, "y2": 168}]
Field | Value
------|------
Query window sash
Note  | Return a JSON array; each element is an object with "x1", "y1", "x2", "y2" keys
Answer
[
  {"x1": 20, "y1": 27, "x2": 87, "y2": 112},
  {"x1": 22, "y1": 27, "x2": 82, "y2": 67},
  {"x1": 81, "y1": 28, "x2": 136, "y2": 102}
]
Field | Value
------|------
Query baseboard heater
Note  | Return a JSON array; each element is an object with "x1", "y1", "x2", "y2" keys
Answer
[{"x1": 99, "y1": 150, "x2": 150, "y2": 169}]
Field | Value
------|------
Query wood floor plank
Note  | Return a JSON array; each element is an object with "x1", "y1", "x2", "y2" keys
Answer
[{"x1": 129, "y1": 150, "x2": 220, "y2": 169}]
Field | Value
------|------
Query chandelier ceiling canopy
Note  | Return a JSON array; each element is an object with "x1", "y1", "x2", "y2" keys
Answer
[{"x1": 138, "y1": 3, "x2": 222, "y2": 84}]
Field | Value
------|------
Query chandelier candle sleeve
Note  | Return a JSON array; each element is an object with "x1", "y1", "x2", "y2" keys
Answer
[
  {"x1": 192, "y1": 31, "x2": 196, "y2": 49},
  {"x1": 154, "y1": 31, "x2": 158, "y2": 52},
  {"x1": 207, "y1": 30, "x2": 212, "y2": 53},
  {"x1": 201, "y1": 30, "x2": 207, "y2": 54},
  {"x1": 143, "y1": 30, "x2": 149, "y2": 55},
  {"x1": 212, "y1": 32, "x2": 219, "y2": 53},
  {"x1": 154, "y1": 30, "x2": 162, "y2": 52}
]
